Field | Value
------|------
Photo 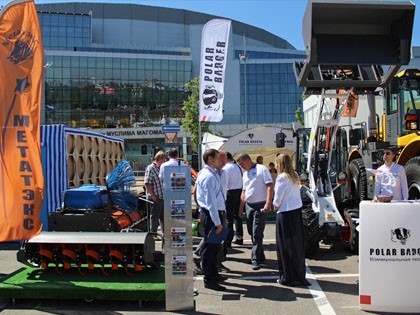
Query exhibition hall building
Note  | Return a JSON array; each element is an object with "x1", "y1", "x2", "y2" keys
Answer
[{"x1": 36, "y1": 2, "x2": 306, "y2": 169}]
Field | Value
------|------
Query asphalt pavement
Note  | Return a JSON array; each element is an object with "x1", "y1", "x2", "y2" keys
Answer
[{"x1": 0, "y1": 223, "x2": 372, "y2": 315}]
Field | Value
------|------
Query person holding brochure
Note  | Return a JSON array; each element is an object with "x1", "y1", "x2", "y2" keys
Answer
[
  {"x1": 273, "y1": 154, "x2": 309, "y2": 287},
  {"x1": 196, "y1": 149, "x2": 226, "y2": 291},
  {"x1": 193, "y1": 150, "x2": 229, "y2": 275},
  {"x1": 215, "y1": 150, "x2": 230, "y2": 272}
]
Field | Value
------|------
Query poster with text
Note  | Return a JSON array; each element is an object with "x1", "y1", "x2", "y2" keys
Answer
[
  {"x1": 171, "y1": 255, "x2": 187, "y2": 275},
  {"x1": 170, "y1": 172, "x2": 186, "y2": 191},
  {"x1": 171, "y1": 199, "x2": 186, "y2": 220},
  {"x1": 171, "y1": 227, "x2": 186, "y2": 248}
]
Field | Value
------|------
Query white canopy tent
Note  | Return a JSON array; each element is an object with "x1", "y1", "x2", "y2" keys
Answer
[{"x1": 201, "y1": 132, "x2": 228, "y2": 153}]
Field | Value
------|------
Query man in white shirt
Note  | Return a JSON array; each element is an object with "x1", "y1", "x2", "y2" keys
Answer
[
  {"x1": 223, "y1": 152, "x2": 244, "y2": 246},
  {"x1": 193, "y1": 150, "x2": 229, "y2": 274},
  {"x1": 159, "y1": 148, "x2": 185, "y2": 189},
  {"x1": 196, "y1": 149, "x2": 226, "y2": 291},
  {"x1": 237, "y1": 153, "x2": 273, "y2": 271}
]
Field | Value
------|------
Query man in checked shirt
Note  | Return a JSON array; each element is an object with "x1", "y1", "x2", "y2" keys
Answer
[{"x1": 144, "y1": 150, "x2": 165, "y2": 233}]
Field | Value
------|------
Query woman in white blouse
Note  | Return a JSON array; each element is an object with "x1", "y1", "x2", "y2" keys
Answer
[{"x1": 273, "y1": 154, "x2": 310, "y2": 287}]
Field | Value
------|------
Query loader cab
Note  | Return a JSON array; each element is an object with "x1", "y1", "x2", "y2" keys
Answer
[
  {"x1": 385, "y1": 69, "x2": 420, "y2": 144},
  {"x1": 287, "y1": 128, "x2": 348, "y2": 187}
]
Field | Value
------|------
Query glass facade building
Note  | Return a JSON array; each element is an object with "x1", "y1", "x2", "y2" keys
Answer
[
  {"x1": 39, "y1": 10, "x2": 191, "y2": 129},
  {"x1": 35, "y1": 2, "x2": 305, "y2": 170},
  {"x1": 237, "y1": 50, "x2": 304, "y2": 124}
]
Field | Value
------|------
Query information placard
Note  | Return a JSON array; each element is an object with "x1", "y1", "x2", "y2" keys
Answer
[
  {"x1": 359, "y1": 201, "x2": 420, "y2": 313},
  {"x1": 163, "y1": 165, "x2": 194, "y2": 312}
]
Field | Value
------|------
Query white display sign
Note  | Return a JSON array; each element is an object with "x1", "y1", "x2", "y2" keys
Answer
[
  {"x1": 359, "y1": 201, "x2": 420, "y2": 313},
  {"x1": 163, "y1": 165, "x2": 194, "y2": 312},
  {"x1": 96, "y1": 127, "x2": 188, "y2": 140},
  {"x1": 219, "y1": 126, "x2": 295, "y2": 153},
  {"x1": 199, "y1": 19, "x2": 231, "y2": 122}
]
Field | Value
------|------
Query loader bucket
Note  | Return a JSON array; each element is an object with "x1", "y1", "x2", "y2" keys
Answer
[{"x1": 296, "y1": 0, "x2": 415, "y2": 91}]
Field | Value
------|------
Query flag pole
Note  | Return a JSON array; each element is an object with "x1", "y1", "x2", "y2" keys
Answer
[{"x1": 198, "y1": 120, "x2": 202, "y2": 170}]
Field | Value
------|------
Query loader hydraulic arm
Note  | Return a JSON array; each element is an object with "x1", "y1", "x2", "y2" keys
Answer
[{"x1": 294, "y1": 0, "x2": 414, "y2": 226}]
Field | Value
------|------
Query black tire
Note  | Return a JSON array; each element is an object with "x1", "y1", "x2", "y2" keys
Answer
[
  {"x1": 341, "y1": 208, "x2": 359, "y2": 253},
  {"x1": 348, "y1": 158, "x2": 367, "y2": 202},
  {"x1": 300, "y1": 186, "x2": 311, "y2": 205},
  {"x1": 405, "y1": 156, "x2": 420, "y2": 200},
  {"x1": 302, "y1": 206, "x2": 320, "y2": 256}
]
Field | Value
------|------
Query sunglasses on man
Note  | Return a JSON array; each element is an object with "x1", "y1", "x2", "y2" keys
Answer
[{"x1": 383, "y1": 151, "x2": 393, "y2": 156}]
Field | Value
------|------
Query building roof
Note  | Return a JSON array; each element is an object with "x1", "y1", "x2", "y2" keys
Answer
[{"x1": 37, "y1": 2, "x2": 296, "y2": 50}]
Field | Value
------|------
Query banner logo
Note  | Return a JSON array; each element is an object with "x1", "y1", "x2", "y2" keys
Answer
[
  {"x1": 202, "y1": 84, "x2": 222, "y2": 110},
  {"x1": 391, "y1": 227, "x2": 410, "y2": 245},
  {"x1": 3, "y1": 30, "x2": 38, "y2": 65}
]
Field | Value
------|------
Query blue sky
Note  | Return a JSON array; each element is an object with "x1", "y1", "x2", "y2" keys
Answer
[{"x1": 1, "y1": 0, "x2": 420, "y2": 51}]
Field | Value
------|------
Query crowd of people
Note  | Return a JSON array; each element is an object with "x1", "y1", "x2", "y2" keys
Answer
[{"x1": 145, "y1": 145, "x2": 408, "y2": 292}]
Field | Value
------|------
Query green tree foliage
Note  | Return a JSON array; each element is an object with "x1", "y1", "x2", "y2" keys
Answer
[
  {"x1": 295, "y1": 106, "x2": 304, "y2": 126},
  {"x1": 181, "y1": 77, "x2": 211, "y2": 152}
]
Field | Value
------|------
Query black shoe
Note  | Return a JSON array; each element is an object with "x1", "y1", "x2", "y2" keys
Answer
[
  {"x1": 193, "y1": 265, "x2": 204, "y2": 276},
  {"x1": 277, "y1": 279, "x2": 311, "y2": 287},
  {"x1": 204, "y1": 281, "x2": 226, "y2": 291},
  {"x1": 257, "y1": 257, "x2": 266, "y2": 264},
  {"x1": 251, "y1": 260, "x2": 261, "y2": 270},
  {"x1": 218, "y1": 263, "x2": 231, "y2": 273},
  {"x1": 233, "y1": 238, "x2": 243, "y2": 245},
  {"x1": 193, "y1": 257, "x2": 201, "y2": 267},
  {"x1": 214, "y1": 274, "x2": 228, "y2": 282}
]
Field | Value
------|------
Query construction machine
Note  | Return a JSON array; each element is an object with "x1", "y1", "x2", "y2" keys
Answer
[
  {"x1": 278, "y1": 0, "x2": 415, "y2": 255},
  {"x1": 348, "y1": 68, "x2": 420, "y2": 201},
  {"x1": 342, "y1": 68, "x2": 420, "y2": 252}
]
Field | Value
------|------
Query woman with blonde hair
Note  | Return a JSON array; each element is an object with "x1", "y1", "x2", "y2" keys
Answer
[{"x1": 273, "y1": 154, "x2": 310, "y2": 287}]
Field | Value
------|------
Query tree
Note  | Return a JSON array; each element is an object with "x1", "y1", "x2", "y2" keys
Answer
[
  {"x1": 295, "y1": 106, "x2": 304, "y2": 127},
  {"x1": 181, "y1": 77, "x2": 211, "y2": 152}
]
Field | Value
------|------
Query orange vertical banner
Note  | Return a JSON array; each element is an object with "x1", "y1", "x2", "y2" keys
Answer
[{"x1": 0, "y1": 0, "x2": 44, "y2": 241}]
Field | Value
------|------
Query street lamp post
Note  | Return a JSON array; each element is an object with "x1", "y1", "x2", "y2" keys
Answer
[
  {"x1": 42, "y1": 62, "x2": 54, "y2": 125},
  {"x1": 239, "y1": 36, "x2": 249, "y2": 129}
]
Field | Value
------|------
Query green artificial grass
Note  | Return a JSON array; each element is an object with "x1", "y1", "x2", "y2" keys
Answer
[{"x1": 0, "y1": 264, "x2": 166, "y2": 301}]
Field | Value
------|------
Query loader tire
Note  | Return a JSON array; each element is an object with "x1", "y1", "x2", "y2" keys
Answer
[
  {"x1": 341, "y1": 208, "x2": 359, "y2": 253},
  {"x1": 302, "y1": 206, "x2": 320, "y2": 257},
  {"x1": 405, "y1": 157, "x2": 420, "y2": 200},
  {"x1": 348, "y1": 158, "x2": 367, "y2": 202}
]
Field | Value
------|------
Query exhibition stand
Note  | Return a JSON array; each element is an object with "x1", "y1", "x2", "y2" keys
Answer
[
  {"x1": 359, "y1": 200, "x2": 420, "y2": 313},
  {"x1": 163, "y1": 165, "x2": 195, "y2": 311},
  {"x1": 0, "y1": 165, "x2": 195, "y2": 308}
]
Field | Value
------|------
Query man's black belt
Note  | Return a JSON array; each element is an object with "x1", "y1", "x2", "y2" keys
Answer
[
  {"x1": 201, "y1": 208, "x2": 225, "y2": 213},
  {"x1": 246, "y1": 201, "x2": 265, "y2": 206}
]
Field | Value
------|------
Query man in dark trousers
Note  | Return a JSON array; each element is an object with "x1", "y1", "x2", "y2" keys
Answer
[
  {"x1": 223, "y1": 152, "x2": 244, "y2": 246},
  {"x1": 237, "y1": 153, "x2": 273, "y2": 271},
  {"x1": 196, "y1": 149, "x2": 226, "y2": 291},
  {"x1": 144, "y1": 150, "x2": 165, "y2": 232}
]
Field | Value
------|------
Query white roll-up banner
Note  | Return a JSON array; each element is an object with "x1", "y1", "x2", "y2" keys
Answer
[{"x1": 199, "y1": 19, "x2": 231, "y2": 122}]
